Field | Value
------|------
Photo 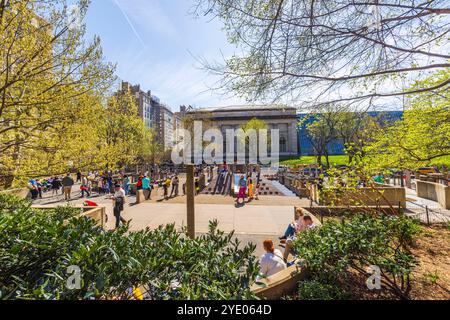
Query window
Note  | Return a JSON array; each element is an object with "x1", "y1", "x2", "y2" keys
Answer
[{"x1": 280, "y1": 137, "x2": 287, "y2": 153}]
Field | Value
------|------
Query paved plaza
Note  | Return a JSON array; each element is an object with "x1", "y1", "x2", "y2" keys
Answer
[
  {"x1": 31, "y1": 176, "x2": 450, "y2": 255},
  {"x1": 32, "y1": 179, "x2": 311, "y2": 256}
]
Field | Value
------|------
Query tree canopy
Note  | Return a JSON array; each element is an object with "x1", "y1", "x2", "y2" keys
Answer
[
  {"x1": 193, "y1": 0, "x2": 450, "y2": 107},
  {"x1": 364, "y1": 69, "x2": 450, "y2": 170},
  {"x1": 0, "y1": 0, "x2": 159, "y2": 188}
]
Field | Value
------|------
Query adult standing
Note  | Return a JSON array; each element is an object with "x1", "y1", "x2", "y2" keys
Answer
[
  {"x1": 123, "y1": 175, "x2": 130, "y2": 196},
  {"x1": 35, "y1": 179, "x2": 43, "y2": 199},
  {"x1": 142, "y1": 175, "x2": 152, "y2": 200},
  {"x1": 236, "y1": 175, "x2": 247, "y2": 205},
  {"x1": 51, "y1": 176, "x2": 61, "y2": 196},
  {"x1": 76, "y1": 170, "x2": 82, "y2": 183},
  {"x1": 112, "y1": 184, "x2": 127, "y2": 229},
  {"x1": 28, "y1": 179, "x2": 39, "y2": 200},
  {"x1": 107, "y1": 175, "x2": 113, "y2": 194},
  {"x1": 61, "y1": 174, "x2": 74, "y2": 201}
]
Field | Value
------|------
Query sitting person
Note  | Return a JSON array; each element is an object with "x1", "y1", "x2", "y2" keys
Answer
[
  {"x1": 279, "y1": 208, "x2": 305, "y2": 240},
  {"x1": 258, "y1": 239, "x2": 287, "y2": 279},
  {"x1": 282, "y1": 215, "x2": 318, "y2": 262}
]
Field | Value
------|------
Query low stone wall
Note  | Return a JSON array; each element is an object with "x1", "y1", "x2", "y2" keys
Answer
[
  {"x1": 280, "y1": 175, "x2": 311, "y2": 198},
  {"x1": 0, "y1": 188, "x2": 30, "y2": 199},
  {"x1": 79, "y1": 206, "x2": 107, "y2": 226},
  {"x1": 312, "y1": 184, "x2": 406, "y2": 209},
  {"x1": 307, "y1": 206, "x2": 402, "y2": 216},
  {"x1": 417, "y1": 180, "x2": 450, "y2": 209},
  {"x1": 32, "y1": 205, "x2": 106, "y2": 227},
  {"x1": 251, "y1": 264, "x2": 308, "y2": 299}
]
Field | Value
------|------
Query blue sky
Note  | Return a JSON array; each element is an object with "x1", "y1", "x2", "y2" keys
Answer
[{"x1": 85, "y1": 0, "x2": 245, "y2": 111}]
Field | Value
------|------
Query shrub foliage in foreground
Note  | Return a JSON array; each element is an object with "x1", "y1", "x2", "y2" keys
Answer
[
  {"x1": 0, "y1": 194, "x2": 259, "y2": 300},
  {"x1": 294, "y1": 214, "x2": 421, "y2": 300}
]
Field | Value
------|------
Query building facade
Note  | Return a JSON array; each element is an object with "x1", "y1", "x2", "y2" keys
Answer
[
  {"x1": 151, "y1": 96, "x2": 174, "y2": 151},
  {"x1": 120, "y1": 82, "x2": 153, "y2": 128},
  {"x1": 184, "y1": 105, "x2": 299, "y2": 160}
]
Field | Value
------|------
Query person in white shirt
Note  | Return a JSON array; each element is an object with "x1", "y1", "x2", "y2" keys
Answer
[
  {"x1": 259, "y1": 239, "x2": 287, "y2": 278},
  {"x1": 112, "y1": 184, "x2": 127, "y2": 229}
]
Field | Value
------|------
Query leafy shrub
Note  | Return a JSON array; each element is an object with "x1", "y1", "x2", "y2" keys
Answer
[
  {"x1": 298, "y1": 280, "x2": 349, "y2": 300},
  {"x1": 294, "y1": 214, "x2": 421, "y2": 300},
  {"x1": 0, "y1": 194, "x2": 259, "y2": 300}
]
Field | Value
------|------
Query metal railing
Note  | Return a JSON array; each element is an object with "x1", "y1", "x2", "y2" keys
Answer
[{"x1": 405, "y1": 199, "x2": 450, "y2": 225}]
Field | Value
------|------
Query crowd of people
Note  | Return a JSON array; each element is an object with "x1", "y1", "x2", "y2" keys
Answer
[
  {"x1": 28, "y1": 173, "x2": 76, "y2": 201},
  {"x1": 135, "y1": 173, "x2": 181, "y2": 201}
]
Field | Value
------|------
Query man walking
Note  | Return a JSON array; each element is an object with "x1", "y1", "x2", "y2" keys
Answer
[
  {"x1": 81, "y1": 175, "x2": 90, "y2": 198},
  {"x1": 62, "y1": 173, "x2": 74, "y2": 201},
  {"x1": 112, "y1": 184, "x2": 127, "y2": 229}
]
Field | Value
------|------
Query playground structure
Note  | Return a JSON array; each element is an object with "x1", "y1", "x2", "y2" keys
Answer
[{"x1": 201, "y1": 164, "x2": 283, "y2": 197}]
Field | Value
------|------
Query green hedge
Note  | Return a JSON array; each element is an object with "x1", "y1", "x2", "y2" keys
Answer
[{"x1": 0, "y1": 194, "x2": 259, "y2": 300}]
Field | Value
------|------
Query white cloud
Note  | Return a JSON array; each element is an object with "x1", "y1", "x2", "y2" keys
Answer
[{"x1": 113, "y1": 0, "x2": 178, "y2": 41}]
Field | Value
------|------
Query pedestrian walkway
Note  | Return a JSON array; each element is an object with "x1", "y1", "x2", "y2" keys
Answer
[
  {"x1": 405, "y1": 187, "x2": 450, "y2": 224},
  {"x1": 124, "y1": 203, "x2": 293, "y2": 235}
]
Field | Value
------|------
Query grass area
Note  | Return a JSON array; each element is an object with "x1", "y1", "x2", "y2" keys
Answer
[
  {"x1": 280, "y1": 155, "x2": 349, "y2": 167},
  {"x1": 280, "y1": 155, "x2": 450, "y2": 168}
]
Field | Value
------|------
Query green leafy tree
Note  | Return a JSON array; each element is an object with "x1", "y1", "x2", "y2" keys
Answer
[
  {"x1": 334, "y1": 110, "x2": 380, "y2": 164},
  {"x1": 240, "y1": 118, "x2": 269, "y2": 161},
  {"x1": 0, "y1": 0, "x2": 115, "y2": 188},
  {"x1": 304, "y1": 112, "x2": 336, "y2": 167},
  {"x1": 364, "y1": 69, "x2": 450, "y2": 170}
]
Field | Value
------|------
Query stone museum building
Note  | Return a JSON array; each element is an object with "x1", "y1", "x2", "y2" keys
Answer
[{"x1": 183, "y1": 105, "x2": 299, "y2": 159}]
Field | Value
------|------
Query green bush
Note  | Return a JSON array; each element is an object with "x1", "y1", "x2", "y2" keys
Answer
[
  {"x1": 0, "y1": 194, "x2": 259, "y2": 300},
  {"x1": 298, "y1": 280, "x2": 349, "y2": 300},
  {"x1": 294, "y1": 214, "x2": 421, "y2": 300}
]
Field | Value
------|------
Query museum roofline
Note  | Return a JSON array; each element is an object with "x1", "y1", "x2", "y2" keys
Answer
[{"x1": 189, "y1": 105, "x2": 297, "y2": 113}]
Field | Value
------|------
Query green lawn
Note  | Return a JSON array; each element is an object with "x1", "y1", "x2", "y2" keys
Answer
[
  {"x1": 280, "y1": 155, "x2": 349, "y2": 167},
  {"x1": 280, "y1": 155, "x2": 450, "y2": 168}
]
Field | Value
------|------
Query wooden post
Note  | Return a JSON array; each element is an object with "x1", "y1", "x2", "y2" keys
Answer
[{"x1": 186, "y1": 164, "x2": 196, "y2": 239}]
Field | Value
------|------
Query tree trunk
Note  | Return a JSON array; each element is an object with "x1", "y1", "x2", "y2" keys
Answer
[{"x1": 325, "y1": 151, "x2": 330, "y2": 168}]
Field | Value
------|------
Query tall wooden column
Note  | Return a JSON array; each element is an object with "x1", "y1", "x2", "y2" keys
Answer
[{"x1": 186, "y1": 164, "x2": 195, "y2": 239}]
